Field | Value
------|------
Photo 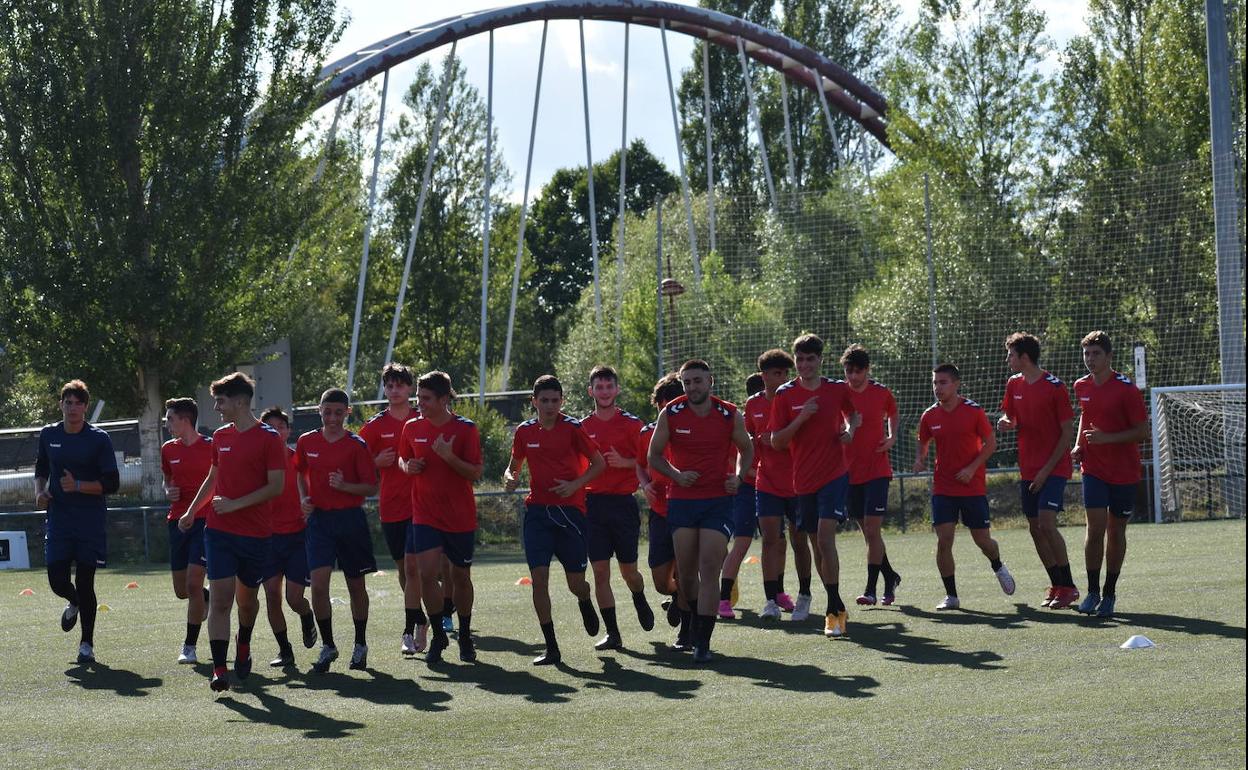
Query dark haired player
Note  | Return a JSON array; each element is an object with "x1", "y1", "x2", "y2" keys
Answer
[
  {"x1": 997, "y1": 333, "x2": 1079, "y2": 609},
  {"x1": 914, "y1": 364, "x2": 1016, "y2": 610},
  {"x1": 717, "y1": 372, "x2": 765, "y2": 620},
  {"x1": 637, "y1": 373, "x2": 685, "y2": 632},
  {"x1": 505, "y1": 375, "x2": 605, "y2": 665},
  {"x1": 161, "y1": 397, "x2": 213, "y2": 663},
  {"x1": 259, "y1": 407, "x2": 317, "y2": 667},
  {"x1": 581, "y1": 365, "x2": 653, "y2": 649},
  {"x1": 840, "y1": 345, "x2": 903, "y2": 607},
  {"x1": 647, "y1": 360, "x2": 753, "y2": 663},
  {"x1": 399, "y1": 371, "x2": 483, "y2": 664},
  {"x1": 35, "y1": 379, "x2": 119, "y2": 664},
  {"x1": 1071, "y1": 331, "x2": 1148, "y2": 618},
  {"x1": 181, "y1": 372, "x2": 286, "y2": 691},
  {"x1": 770, "y1": 335, "x2": 860, "y2": 638}
]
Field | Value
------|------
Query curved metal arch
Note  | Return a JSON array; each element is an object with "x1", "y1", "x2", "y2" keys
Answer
[{"x1": 317, "y1": 0, "x2": 891, "y2": 148}]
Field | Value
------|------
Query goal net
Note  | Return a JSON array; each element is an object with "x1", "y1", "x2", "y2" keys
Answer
[{"x1": 1151, "y1": 384, "x2": 1246, "y2": 521}]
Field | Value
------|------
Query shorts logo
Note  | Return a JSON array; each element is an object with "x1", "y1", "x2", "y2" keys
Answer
[
  {"x1": 874, "y1": 506, "x2": 886, "y2": 512},
  {"x1": 675, "y1": 428, "x2": 692, "y2": 434},
  {"x1": 50, "y1": 443, "x2": 62, "y2": 448},
  {"x1": 1046, "y1": 502, "x2": 1061, "y2": 508}
]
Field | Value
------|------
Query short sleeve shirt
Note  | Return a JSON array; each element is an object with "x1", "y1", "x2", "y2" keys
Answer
[
  {"x1": 399, "y1": 414, "x2": 482, "y2": 532},
  {"x1": 1074, "y1": 371, "x2": 1149, "y2": 484},
  {"x1": 581, "y1": 408, "x2": 644, "y2": 495},
  {"x1": 210, "y1": 421, "x2": 287, "y2": 537},
  {"x1": 358, "y1": 409, "x2": 416, "y2": 523},
  {"x1": 745, "y1": 392, "x2": 793, "y2": 496},
  {"x1": 638, "y1": 422, "x2": 670, "y2": 515},
  {"x1": 270, "y1": 446, "x2": 306, "y2": 534},
  {"x1": 846, "y1": 380, "x2": 898, "y2": 485},
  {"x1": 511, "y1": 414, "x2": 600, "y2": 511},
  {"x1": 918, "y1": 398, "x2": 993, "y2": 496},
  {"x1": 663, "y1": 395, "x2": 739, "y2": 500},
  {"x1": 1001, "y1": 371, "x2": 1074, "y2": 481},
  {"x1": 161, "y1": 436, "x2": 214, "y2": 521},
  {"x1": 770, "y1": 378, "x2": 857, "y2": 495},
  {"x1": 294, "y1": 430, "x2": 377, "y2": 511}
]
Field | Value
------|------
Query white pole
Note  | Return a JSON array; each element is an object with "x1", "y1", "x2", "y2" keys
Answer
[
  {"x1": 660, "y1": 20, "x2": 701, "y2": 283},
  {"x1": 779, "y1": 74, "x2": 797, "y2": 190},
  {"x1": 478, "y1": 31, "x2": 495, "y2": 406},
  {"x1": 701, "y1": 40, "x2": 716, "y2": 254},
  {"x1": 288, "y1": 94, "x2": 346, "y2": 264},
  {"x1": 616, "y1": 23, "x2": 630, "y2": 359},
  {"x1": 737, "y1": 37, "x2": 777, "y2": 210},
  {"x1": 810, "y1": 67, "x2": 843, "y2": 164},
  {"x1": 502, "y1": 22, "x2": 548, "y2": 391},
  {"x1": 580, "y1": 18, "x2": 602, "y2": 325},
  {"x1": 1150, "y1": 387, "x2": 1165, "y2": 523},
  {"x1": 346, "y1": 68, "x2": 389, "y2": 398}
]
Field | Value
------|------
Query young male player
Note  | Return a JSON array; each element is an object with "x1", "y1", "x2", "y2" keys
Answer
[
  {"x1": 35, "y1": 380, "x2": 119, "y2": 665},
  {"x1": 399, "y1": 371, "x2": 483, "y2": 664},
  {"x1": 1070, "y1": 331, "x2": 1149, "y2": 618},
  {"x1": 258, "y1": 407, "x2": 317, "y2": 667},
  {"x1": 997, "y1": 333, "x2": 1079, "y2": 608},
  {"x1": 914, "y1": 364, "x2": 1016, "y2": 610},
  {"x1": 636, "y1": 373, "x2": 685, "y2": 630},
  {"x1": 749, "y1": 350, "x2": 811, "y2": 620},
  {"x1": 770, "y1": 335, "x2": 860, "y2": 638},
  {"x1": 504, "y1": 375, "x2": 605, "y2": 665},
  {"x1": 717, "y1": 372, "x2": 765, "y2": 620},
  {"x1": 358, "y1": 363, "x2": 426, "y2": 654},
  {"x1": 296, "y1": 388, "x2": 379, "y2": 673},
  {"x1": 647, "y1": 360, "x2": 753, "y2": 663},
  {"x1": 161, "y1": 397, "x2": 213, "y2": 663},
  {"x1": 181, "y1": 372, "x2": 286, "y2": 691},
  {"x1": 841, "y1": 345, "x2": 903, "y2": 607},
  {"x1": 581, "y1": 365, "x2": 654, "y2": 649}
]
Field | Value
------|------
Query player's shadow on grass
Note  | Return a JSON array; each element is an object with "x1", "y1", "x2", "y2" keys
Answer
[
  {"x1": 288, "y1": 666, "x2": 452, "y2": 712},
  {"x1": 733, "y1": 609, "x2": 826, "y2": 634},
  {"x1": 899, "y1": 604, "x2": 1027, "y2": 631},
  {"x1": 639, "y1": 642, "x2": 878, "y2": 698},
  {"x1": 472, "y1": 633, "x2": 544, "y2": 656},
  {"x1": 216, "y1": 689, "x2": 366, "y2": 739},
  {"x1": 64, "y1": 662, "x2": 161, "y2": 697},
  {"x1": 422, "y1": 658, "x2": 579, "y2": 704},
  {"x1": 1080, "y1": 611, "x2": 1247, "y2": 640},
  {"x1": 851, "y1": 620, "x2": 1006, "y2": 671},
  {"x1": 554, "y1": 657, "x2": 701, "y2": 700}
]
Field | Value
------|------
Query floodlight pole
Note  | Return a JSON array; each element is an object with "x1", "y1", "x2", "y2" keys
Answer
[{"x1": 346, "y1": 68, "x2": 389, "y2": 399}]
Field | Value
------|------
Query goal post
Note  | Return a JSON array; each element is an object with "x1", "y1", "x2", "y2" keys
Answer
[{"x1": 1150, "y1": 384, "x2": 1246, "y2": 522}]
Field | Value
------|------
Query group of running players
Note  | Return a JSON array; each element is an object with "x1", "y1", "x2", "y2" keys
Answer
[{"x1": 34, "y1": 328, "x2": 1148, "y2": 689}]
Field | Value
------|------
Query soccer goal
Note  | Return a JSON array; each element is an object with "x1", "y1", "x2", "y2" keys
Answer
[{"x1": 1150, "y1": 384, "x2": 1246, "y2": 522}]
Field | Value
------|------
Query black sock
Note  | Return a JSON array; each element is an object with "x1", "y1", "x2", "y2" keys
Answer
[
  {"x1": 203, "y1": 587, "x2": 210, "y2": 604},
  {"x1": 1045, "y1": 564, "x2": 1060, "y2": 585},
  {"x1": 697, "y1": 614, "x2": 716, "y2": 648},
  {"x1": 719, "y1": 578, "x2": 734, "y2": 602},
  {"x1": 777, "y1": 572, "x2": 786, "y2": 594},
  {"x1": 866, "y1": 563, "x2": 881, "y2": 595},
  {"x1": 458, "y1": 613, "x2": 472, "y2": 640},
  {"x1": 824, "y1": 582, "x2": 844, "y2": 615},
  {"x1": 430, "y1": 613, "x2": 448, "y2": 644},
  {"x1": 678, "y1": 609, "x2": 692, "y2": 641},
  {"x1": 404, "y1": 607, "x2": 427, "y2": 635},
  {"x1": 317, "y1": 615, "x2": 335, "y2": 649},
  {"x1": 1102, "y1": 571, "x2": 1119, "y2": 597},
  {"x1": 300, "y1": 611, "x2": 315, "y2": 634},
  {"x1": 1059, "y1": 563, "x2": 1074, "y2": 587},
  {"x1": 942, "y1": 574, "x2": 958, "y2": 597},
  {"x1": 442, "y1": 597, "x2": 455, "y2": 616},
  {"x1": 75, "y1": 570, "x2": 97, "y2": 645},
  {"x1": 601, "y1": 606, "x2": 620, "y2": 639},
  {"x1": 238, "y1": 623, "x2": 253, "y2": 647},
  {"x1": 881, "y1": 552, "x2": 897, "y2": 581},
  {"x1": 798, "y1": 574, "x2": 811, "y2": 596},
  {"x1": 353, "y1": 617, "x2": 367, "y2": 646},
  {"x1": 210, "y1": 638, "x2": 228, "y2": 668},
  {"x1": 989, "y1": 558, "x2": 1003, "y2": 572},
  {"x1": 1088, "y1": 568, "x2": 1101, "y2": 594},
  {"x1": 762, "y1": 579, "x2": 780, "y2": 601},
  {"x1": 274, "y1": 629, "x2": 292, "y2": 654},
  {"x1": 185, "y1": 622, "x2": 201, "y2": 646},
  {"x1": 540, "y1": 620, "x2": 558, "y2": 651},
  {"x1": 578, "y1": 598, "x2": 600, "y2": 635}
]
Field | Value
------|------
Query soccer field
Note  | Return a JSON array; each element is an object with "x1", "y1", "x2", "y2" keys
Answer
[{"x1": 0, "y1": 520, "x2": 1243, "y2": 770}]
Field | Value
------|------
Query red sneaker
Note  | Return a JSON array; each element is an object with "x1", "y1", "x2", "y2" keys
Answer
[
  {"x1": 210, "y1": 666, "x2": 230, "y2": 692},
  {"x1": 1041, "y1": 586, "x2": 1058, "y2": 608},
  {"x1": 1049, "y1": 585, "x2": 1080, "y2": 610}
]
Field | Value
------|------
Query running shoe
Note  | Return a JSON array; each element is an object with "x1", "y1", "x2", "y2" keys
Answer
[
  {"x1": 414, "y1": 623, "x2": 429, "y2": 653},
  {"x1": 401, "y1": 633, "x2": 417, "y2": 656},
  {"x1": 210, "y1": 666, "x2": 229, "y2": 692},
  {"x1": 76, "y1": 642, "x2": 94, "y2": 664},
  {"x1": 831, "y1": 610, "x2": 848, "y2": 638},
  {"x1": 61, "y1": 603, "x2": 79, "y2": 633},
  {"x1": 995, "y1": 564, "x2": 1016, "y2": 595},
  {"x1": 729, "y1": 580, "x2": 739, "y2": 608},
  {"x1": 716, "y1": 599, "x2": 735, "y2": 620},
  {"x1": 692, "y1": 646, "x2": 713, "y2": 664},
  {"x1": 532, "y1": 648, "x2": 561, "y2": 666},
  {"x1": 427, "y1": 634, "x2": 449, "y2": 665},
  {"x1": 269, "y1": 649, "x2": 295, "y2": 668},
  {"x1": 442, "y1": 615, "x2": 454, "y2": 633},
  {"x1": 1076, "y1": 591, "x2": 1101, "y2": 615},
  {"x1": 234, "y1": 641, "x2": 252, "y2": 681},
  {"x1": 665, "y1": 598, "x2": 681, "y2": 628},
  {"x1": 760, "y1": 599, "x2": 781, "y2": 620},
  {"x1": 823, "y1": 613, "x2": 838, "y2": 637},
  {"x1": 458, "y1": 636, "x2": 477, "y2": 663},
  {"x1": 178, "y1": 644, "x2": 197, "y2": 664},
  {"x1": 1050, "y1": 586, "x2": 1080, "y2": 610},
  {"x1": 936, "y1": 595, "x2": 961, "y2": 611},
  {"x1": 775, "y1": 592, "x2": 796, "y2": 612},
  {"x1": 311, "y1": 645, "x2": 338, "y2": 674},
  {"x1": 1095, "y1": 595, "x2": 1116, "y2": 618},
  {"x1": 594, "y1": 634, "x2": 623, "y2": 651},
  {"x1": 301, "y1": 619, "x2": 318, "y2": 649},
  {"x1": 882, "y1": 573, "x2": 901, "y2": 606},
  {"x1": 856, "y1": 593, "x2": 878, "y2": 606},
  {"x1": 349, "y1": 643, "x2": 368, "y2": 670},
  {"x1": 791, "y1": 593, "x2": 812, "y2": 621}
]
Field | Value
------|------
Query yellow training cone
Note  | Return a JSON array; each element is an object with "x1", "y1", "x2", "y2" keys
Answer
[
  {"x1": 515, "y1": 576, "x2": 533, "y2": 586},
  {"x1": 125, "y1": 581, "x2": 139, "y2": 589},
  {"x1": 19, "y1": 588, "x2": 34, "y2": 596},
  {"x1": 97, "y1": 603, "x2": 111, "y2": 612}
]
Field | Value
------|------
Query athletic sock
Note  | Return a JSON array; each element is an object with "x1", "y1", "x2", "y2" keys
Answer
[
  {"x1": 578, "y1": 598, "x2": 599, "y2": 635},
  {"x1": 1087, "y1": 568, "x2": 1101, "y2": 594},
  {"x1": 429, "y1": 613, "x2": 448, "y2": 644},
  {"x1": 1059, "y1": 563, "x2": 1075, "y2": 587},
  {"x1": 1102, "y1": 571, "x2": 1119, "y2": 597},
  {"x1": 185, "y1": 622, "x2": 202, "y2": 646},
  {"x1": 777, "y1": 572, "x2": 786, "y2": 594},
  {"x1": 677, "y1": 609, "x2": 692, "y2": 642},
  {"x1": 1045, "y1": 564, "x2": 1060, "y2": 585},
  {"x1": 238, "y1": 623, "x2": 253, "y2": 646},
  {"x1": 601, "y1": 606, "x2": 621, "y2": 639},
  {"x1": 989, "y1": 558, "x2": 1003, "y2": 572},
  {"x1": 317, "y1": 616, "x2": 335, "y2": 649},
  {"x1": 942, "y1": 574, "x2": 958, "y2": 597},
  {"x1": 299, "y1": 611, "x2": 315, "y2": 635},
  {"x1": 540, "y1": 620, "x2": 558, "y2": 651},
  {"x1": 443, "y1": 597, "x2": 455, "y2": 617},
  {"x1": 274, "y1": 629, "x2": 292, "y2": 655},
  {"x1": 203, "y1": 587, "x2": 210, "y2": 604},
  {"x1": 824, "y1": 582, "x2": 844, "y2": 615},
  {"x1": 866, "y1": 563, "x2": 881, "y2": 596},
  {"x1": 458, "y1": 613, "x2": 472, "y2": 639},
  {"x1": 353, "y1": 617, "x2": 367, "y2": 646},
  {"x1": 881, "y1": 553, "x2": 897, "y2": 582},
  {"x1": 798, "y1": 574, "x2": 811, "y2": 596},
  {"x1": 697, "y1": 614, "x2": 716, "y2": 648},
  {"x1": 719, "y1": 578, "x2": 734, "y2": 602},
  {"x1": 762, "y1": 579, "x2": 780, "y2": 601},
  {"x1": 210, "y1": 638, "x2": 228, "y2": 668}
]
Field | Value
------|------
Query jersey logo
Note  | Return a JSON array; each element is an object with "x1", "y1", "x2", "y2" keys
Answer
[
  {"x1": 170, "y1": 459, "x2": 181, "y2": 464},
  {"x1": 753, "y1": 413, "x2": 765, "y2": 419},
  {"x1": 50, "y1": 443, "x2": 61, "y2": 448},
  {"x1": 931, "y1": 425, "x2": 943, "y2": 430},
  {"x1": 219, "y1": 446, "x2": 232, "y2": 452},
  {"x1": 1013, "y1": 395, "x2": 1023, "y2": 400},
  {"x1": 675, "y1": 428, "x2": 692, "y2": 434},
  {"x1": 381, "y1": 433, "x2": 395, "y2": 438},
  {"x1": 527, "y1": 442, "x2": 541, "y2": 448},
  {"x1": 415, "y1": 438, "x2": 428, "y2": 444},
  {"x1": 306, "y1": 452, "x2": 320, "y2": 458}
]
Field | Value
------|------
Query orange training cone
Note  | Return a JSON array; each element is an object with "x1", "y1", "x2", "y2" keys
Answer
[
  {"x1": 125, "y1": 581, "x2": 139, "y2": 589},
  {"x1": 19, "y1": 588, "x2": 34, "y2": 596},
  {"x1": 745, "y1": 555, "x2": 761, "y2": 565},
  {"x1": 515, "y1": 576, "x2": 532, "y2": 586}
]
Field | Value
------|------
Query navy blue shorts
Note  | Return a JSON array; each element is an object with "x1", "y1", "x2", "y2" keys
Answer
[
  {"x1": 756, "y1": 490, "x2": 800, "y2": 529},
  {"x1": 731, "y1": 483, "x2": 758, "y2": 538},
  {"x1": 381, "y1": 520, "x2": 409, "y2": 562},
  {"x1": 168, "y1": 518, "x2": 207, "y2": 572},
  {"x1": 931, "y1": 495, "x2": 991, "y2": 529},
  {"x1": 305, "y1": 507, "x2": 378, "y2": 578},
  {"x1": 1020, "y1": 476, "x2": 1067, "y2": 518},
  {"x1": 1082, "y1": 474, "x2": 1136, "y2": 518},
  {"x1": 647, "y1": 512, "x2": 676, "y2": 569},
  {"x1": 523, "y1": 504, "x2": 589, "y2": 572},
  {"x1": 204, "y1": 528, "x2": 269, "y2": 587},
  {"x1": 848, "y1": 477, "x2": 891, "y2": 519},
  {"x1": 585, "y1": 493, "x2": 641, "y2": 564},
  {"x1": 797, "y1": 473, "x2": 850, "y2": 528},
  {"x1": 45, "y1": 527, "x2": 107, "y2": 568},
  {"x1": 264, "y1": 531, "x2": 310, "y2": 586},
  {"x1": 407, "y1": 523, "x2": 475, "y2": 568},
  {"x1": 667, "y1": 496, "x2": 733, "y2": 540}
]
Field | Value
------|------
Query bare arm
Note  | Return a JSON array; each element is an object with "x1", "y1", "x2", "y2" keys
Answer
[
  {"x1": 180, "y1": 465, "x2": 218, "y2": 529},
  {"x1": 503, "y1": 453, "x2": 524, "y2": 492},
  {"x1": 912, "y1": 437, "x2": 932, "y2": 473},
  {"x1": 1031, "y1": 419, "x2": 1075, "y2": 488},
  {"x1": 726, "y1": 412, "x2": 753, "y2": 494},
  {"x1": 1084, "y1": 420, "x2": 1149, "y2": 445}
]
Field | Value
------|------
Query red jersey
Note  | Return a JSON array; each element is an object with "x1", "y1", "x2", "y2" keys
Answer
[
  {"x1": 846, "y1": 380, "x2": 898, "y2": 485},
  {"x1": 511, "y1": 414, "x2": 600, "y2": 511},
  {"x1": 294, "y1": 430, "x2": 377, "y2": 510},
  {"x1": 638, "y1": 421, "x2": 670, "y2": 515},
  {"x1": 1074, "y1": 371, "x2": 1148, "y2": 484},
  {"x1": 663, "y1": 395, "x2": 739, "y2": 500},
  {"x1": 270, "y1": 446, "x2": 306, "y2": 534},
  {"x1": 919, "y1": 398, "x2": 993, "y2": 496},
  {"x1": 581, "y1": 408, "x2": 644, "y2": 495},
  {"x1": 1001, "y1": 371, "x2": 1074, "y2": 481},
  {"x1": 161, "y1": 435, "x2": 213, "y2": 521},
  {"x1": 398, "y1": 413, "x2": 481, "y2": 532},
  {"x1": 745, "y1": 392, "x2": 793, "y2": 496},
  {"x1": 358, "y1": 408, "x2": 416, "y2": 523},
  {"x1": 770, "y1": 378, "x2": 857, "y2": 495},
  {"x1": 210, "y1": 421, "x2": 287, "y2": 537}
]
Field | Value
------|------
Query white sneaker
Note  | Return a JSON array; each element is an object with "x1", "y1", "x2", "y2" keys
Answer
[
  {"x1": 760, "y1": 599, "x2": 781, "y2": 619},
  {"x1": 414, "y1": 623, "x2": 429, "y2": 653},
  {"x1": 791, "y1": 593, "x2": 812, "y2": 621},
  {"x1": 401, "y1": 633, "x2": 417, "y2": 655},
  {"x1": 349, "y1": 643, "x2": 368, "y2": 670},
  {"x1": 936, "y1": 595, "x2": 961, "y2": 610},
  {"x1": 995, "y1": 564, "x2": 1016, "y2": 595},
  {"x1": 178, "y1": 644, "x2": 197, "y2": 664},
  {"x1": 77, "y1": 642, "x2": 94, "y2": 664}
]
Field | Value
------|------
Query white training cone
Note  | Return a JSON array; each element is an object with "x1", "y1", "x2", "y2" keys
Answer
[
  {"x1": 1120, "y1": 634, "x2": 1155, "y2": 649},
  {"x1": 330, "y1": 597, "x2": 347, "y2": 605}
]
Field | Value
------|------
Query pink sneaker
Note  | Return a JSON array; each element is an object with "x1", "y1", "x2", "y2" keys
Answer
[
  {"x1": 716, "y1": 599, "x2": 736, "y2": 620},
  {"x1": 856, "y1": 594, "x2": 878, "y2": 606},
  {"x1": 775, "y1": 593, "x2": 796, "y2": 612}
]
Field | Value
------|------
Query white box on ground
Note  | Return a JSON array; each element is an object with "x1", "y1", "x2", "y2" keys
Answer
[{"x1": 0, "y1": 531, "x2": 30, "y2": 570}]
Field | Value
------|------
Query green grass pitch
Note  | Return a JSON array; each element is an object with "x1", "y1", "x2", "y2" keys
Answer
[{"x1": 0, "y1": 520, "x2": 1243, "y2": 769}]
